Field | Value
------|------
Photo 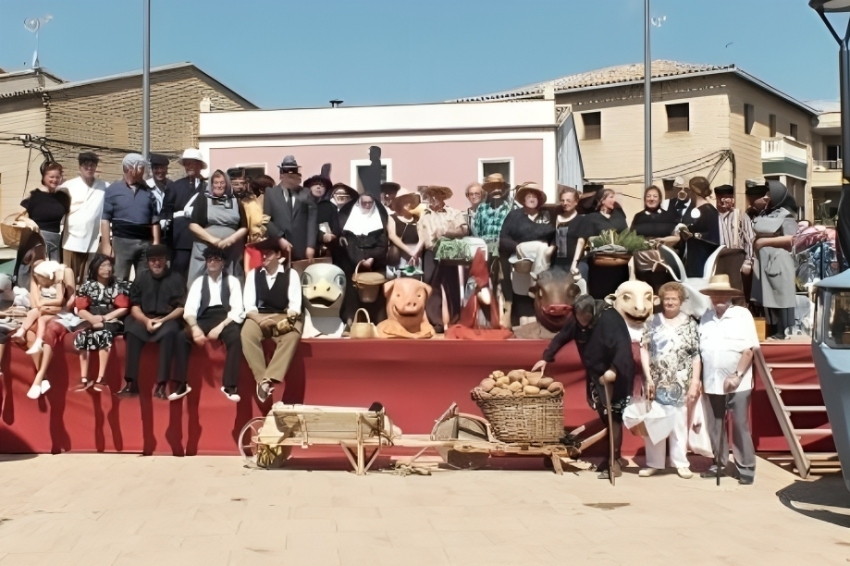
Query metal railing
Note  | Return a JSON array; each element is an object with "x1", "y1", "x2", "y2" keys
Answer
[{"x1": 814, "y1": 159, "x2": 843, "y2": 170}]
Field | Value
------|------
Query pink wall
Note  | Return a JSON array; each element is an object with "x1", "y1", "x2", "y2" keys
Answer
[{"x1": 209, "y1": 139, "x2": 544, "y2": 210}]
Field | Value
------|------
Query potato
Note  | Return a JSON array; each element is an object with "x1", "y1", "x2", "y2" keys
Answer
[
  {"x1": 521, "y1": 377, "x2": 529, "y2": 387},
  {"x1": 548, "y1": 382, "x2": 565, "y2": 394},
  {"x1": 477, "y1": 390, "x2": 492, "y2": 398},
  {"x1": 492, "y1": 371, "x2": 505, "y2": 378},
  {"x1": 507, "y1": 370, "x2": 525, "y2": 382},
  {"x1": 480, "y1": 378, "x2": 495, "y2": 392},
  {"x1": 539, "y1": 389, "x2": 552, "y2": 397},
  {"x1": 492, "y1": 388, "x2": 512, "y2": 396},
  {"x1": 508, "y1": 381, "x2": 523, "y2": 392},
  {"x1": 496, "y1": 376, "x2": 510, "y2": 386},
  {"x1": 523, "y1": 385, "x2": 540, "y2": 395},
  {"x1": 538, "y1": 377, "x2": 554, "y2": 389},
  {"x1": 527, "y1": 375, "x2": 541, "y2": 387}
]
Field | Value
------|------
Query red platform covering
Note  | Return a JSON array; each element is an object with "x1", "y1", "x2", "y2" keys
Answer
[{"x1": 0, "y1": 336, "x2": 829, "y2": 456}]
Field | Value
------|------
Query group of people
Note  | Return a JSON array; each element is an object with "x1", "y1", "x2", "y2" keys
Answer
[{"x1": 4, "y1": 147, "x2": 789, "y2": 418}]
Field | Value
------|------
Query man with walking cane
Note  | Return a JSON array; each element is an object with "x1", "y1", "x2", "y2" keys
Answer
[{"x1": 698, "y1": 275, "x2": 758, "y2": 485}]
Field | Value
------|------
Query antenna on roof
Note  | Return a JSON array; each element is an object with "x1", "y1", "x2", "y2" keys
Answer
[
  {"x1": 330, "y1": 99, "x2": 343, "y2": 108},
  {"x1": 651, "y1": 15, "x2": 666, "y2": 27},
  {"x1": 24, "y1": 14, "x2": 52, "y2": 69}
]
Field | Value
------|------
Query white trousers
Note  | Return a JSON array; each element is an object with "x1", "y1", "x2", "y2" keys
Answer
[
  {"x1": 515, "y1": 241, "x2": 552, "y2": 277},
  {"x1": 644, "y1": 403, "x2": 690, "y2": 469}
]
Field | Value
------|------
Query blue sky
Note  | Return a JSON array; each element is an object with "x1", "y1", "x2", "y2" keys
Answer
[{"x1": 0, "y1": 0, "x2": 844, "y2": 110}]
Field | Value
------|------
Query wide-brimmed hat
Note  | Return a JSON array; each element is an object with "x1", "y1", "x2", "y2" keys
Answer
[
  {"x1": 515, "y1": 182, "x2": 547, "y2": 208},
  {"x1": 380, "y1": 182, "x2": 401, "y2": 195},
  {"x1": 391, "y1": 188, "x2": 420, "y2": 215},
  {"x1": 422, "y1": 186, "x2": 453, "y2": 201},
  {"x1": 278, "y1": 155, "x2": 301, "y2": 173},
  {"x1": 714, "y1": 184, "x2": 734, "y2": 196},
  {"x1": 700, "y1": 274, "x2": 743, "y2": 297},
  {"x1": 177, "y1": 148, "x2": 208, "y2": 169},
  {"x1": 331, "y1": 183, "x2": 359, "y2": 200},
  {"x1": 482, "y1": 173, "x2": 509, "y2": 193}
]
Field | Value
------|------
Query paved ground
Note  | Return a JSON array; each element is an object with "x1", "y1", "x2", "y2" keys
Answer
[{"x1": 0, "y1": 453, "x2": 848, "y2": 565}]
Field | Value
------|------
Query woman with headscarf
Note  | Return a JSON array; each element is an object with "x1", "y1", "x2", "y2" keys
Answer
[
  {"x1": 681, "y1": 176, "x2": 721, "y2": 278},
  {"x1": 20, "y1": 162, "x2": 71, "y2": 262},
  {"x1": 188, "y1": 169, "x2": 247, "y2": 286},
  {"x1": 752, "y1": 180, "x2": 798, "y2": 339},
  {"x1": 338, "y1": 192, "x2": 389, "y2": 326},
  {"x1": 304, "y1": 175, "x2": 340, "y2": 258},
  {"x1": 631, "y1": 185, "x2": 680, "y2": 292},
  {"x1": 574, "y1": 188, "x2": 629, "y2": 300}
]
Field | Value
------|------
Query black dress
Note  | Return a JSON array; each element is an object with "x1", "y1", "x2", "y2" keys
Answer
[
  {"x1": 338, "y1": 201, "x2": 389, "y2": 325},
  {"x1": 552, "y1": 214, "x2": 585, "y2": 271},
  {"x1": 630, "y1": 208, "x2": 678, "y2": 292},
  {"x1": 578, "y1": 210, "x2": 629, "y2": 299},
  {"x1": 316, "y1": 199, "x2": 342, "y2": 260},
  {"x1": 498, "y1": 209, "x2": 554, "y2": 258},
  {"x1": 387, "y1": 214, "x2": 419, "y2": 268},
  {"x1": 684, "y1": 204, "x2": 721, "y2": 278}
]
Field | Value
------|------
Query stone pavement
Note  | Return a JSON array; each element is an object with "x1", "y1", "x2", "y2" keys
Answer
[{"x1": 0, "y1": 453, "x2": 848, "y2": 565}]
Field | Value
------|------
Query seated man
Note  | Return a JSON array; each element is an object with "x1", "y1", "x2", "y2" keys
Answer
[
  {"x1": 241, "y1": 238, "x2": 303, "y2": 402},
  {"x1": 117, "y1": 245, "x2": 191, "y2": 401},
  {"x1": 184, "y1": 246, "x2": 245, "y2": 402}
]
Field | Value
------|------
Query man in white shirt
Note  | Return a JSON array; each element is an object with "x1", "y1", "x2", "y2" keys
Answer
[
  {"x1": 698, "y1": 276, "x2": 758, "y2": 485},
  {"x1": 60, "y1": 152, "x2": 107, "y2": 284},
  {"x1": 184, "y1": 246, "x2": 245, "y2": 402},
  {"x1": 241, "y1": 238, "x2": 303, "y2": 402}
]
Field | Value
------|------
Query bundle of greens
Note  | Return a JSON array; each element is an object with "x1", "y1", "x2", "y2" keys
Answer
[
  {"x1": 587, "y1": 230, "x2": 650, "y2": 254},
  {"x1": 435, "y1": 237, "x2": 472, "y2": 262}
]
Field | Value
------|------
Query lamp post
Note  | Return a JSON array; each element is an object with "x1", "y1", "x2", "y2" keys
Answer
[
  {"x1": 810, "y1": 0, "x2": 850, "y2": 268},
  {"x1": 644, "y1": 0, "x2": 652, "y2": 188},
  {"x1": 142, "y1": 0, "x2": 151, "y2": 161}
]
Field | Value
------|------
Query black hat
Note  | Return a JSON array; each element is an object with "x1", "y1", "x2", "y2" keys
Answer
[
  {"x1": 745, "y1": 182, "x2": 768, "y2": 197},
  {"x1": 380, "y1": 182, "x2": 401, "y2": 195},
  {"x1": 149, "y1": 153, "x2": 169, "y2": 167},
  {"x1": 202, "y1": 246, "x2": 226, "y2": 260},
  {"x1": 78, "y1": 152, "x2": 99, "y2": 165},
  {"x1": 249, "y1": 238, "x2": 282, "y2": 253},
  {"x1": 145, "y1": 244, "x2": 170, "y2": 259},
  {"x1": 714, "y1": 184, "x2": 734, "y2": 196},
  {"x1": 332, "y1": 183, "x2": 359, "y2": 200},
  {"x1": 227, "y1": 167, "x2": 246, "y2": 179},
  {"x1": 278, "y1": 155, "x2": 301, "y2": 173}
]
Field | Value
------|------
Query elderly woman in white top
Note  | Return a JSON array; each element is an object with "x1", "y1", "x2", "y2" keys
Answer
[
  {"x1": 698, "y1": 275, "x2": 758, "y2": 485},
  {"x1": 639, "y1": 281, "x2": 701, "y2": 479}
]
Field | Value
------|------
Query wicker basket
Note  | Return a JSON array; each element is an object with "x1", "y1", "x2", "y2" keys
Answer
[
  {"x1": 471, "y1": 387, "x2": 564, "y2": 444},
  {"x1": 590, "y1": 252, "x2": 631, "y2": 267},
  {"x1": 0, "y1": 213, "x2": 33, "y2": 249}
]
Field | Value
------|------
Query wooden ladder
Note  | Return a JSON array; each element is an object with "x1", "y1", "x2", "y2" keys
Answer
[{"x1": 753, "y1": 348, "x2": 839, "y2": 478}]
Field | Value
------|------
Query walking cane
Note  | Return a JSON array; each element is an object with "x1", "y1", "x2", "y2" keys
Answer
[
  {"x1": 716, "y1": 396, "x2": 728, "y2": 487},
  {"x1": 601, "y1": 372, "x2": 616, "y2": 487}
]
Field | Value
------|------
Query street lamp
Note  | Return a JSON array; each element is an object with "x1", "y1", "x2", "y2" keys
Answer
[{"x1": 811, "y1": 0, "x2": 850, "y2": 264}]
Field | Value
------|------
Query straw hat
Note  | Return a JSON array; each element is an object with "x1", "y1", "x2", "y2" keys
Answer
[
  {"x1": 177, "y1": 148, "x2": 208, "y2": 169},
  {"x1": 515, "y1": 182, "x2": 547, "y2": 208},
  {"x1": 422, "y1": 186, "x2": 453, "y2": 201},
  {"x1": 700, "y1": 274, "x2": 743, "y2": 297},
  {"x1": 391, "y1": 188, "x2": 420, "y2": 215},
  {"x1": 482, "y1": 173, "x2": 508, "y2": 193}
]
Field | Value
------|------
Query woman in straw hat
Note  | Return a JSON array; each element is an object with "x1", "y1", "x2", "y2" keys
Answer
[
  {"x1": 386, "y1": 188, "x2": 422, "y2": 277},
  {"x1": 499, "y1": 182, "x2": 554, "y2": 278},
  {"x1": 697, "y1": 274, "x2": 757, "y2": 485}
]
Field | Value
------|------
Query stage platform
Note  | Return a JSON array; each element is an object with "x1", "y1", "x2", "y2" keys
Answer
[{"x1": 0, "y1": 336, "x2": 832, "y2": 457}]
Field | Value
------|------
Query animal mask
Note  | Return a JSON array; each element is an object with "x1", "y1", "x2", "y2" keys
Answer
[
  {"x1": 606, "y1": 280, "x2": 656, "y2": 330},
  {"x1": 376, "y1": 278, "x2": 434, "y2": 339},
  {"x1": 529, "y1": 269, "x2": 582, "y2": 332},
  {"x1": 301, "y1": 263, "x2": 346, "y2": 311}
]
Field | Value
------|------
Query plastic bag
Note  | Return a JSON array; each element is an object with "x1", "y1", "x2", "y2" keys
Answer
[
  {"x1": 623, "y1": 399, "x2": 678, "y2": 445},
  {"x1": 688, "y1": 395, "x2": 713, "y2": 458}
]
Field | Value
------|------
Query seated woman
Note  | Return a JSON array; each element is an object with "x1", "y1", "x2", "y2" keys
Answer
[
  {"x1": 188, "y1": 169, "x2": 247, "y2": 286},
  {"x1": 552, "y1": 185, "x2": 585, "y2": 273},
  {"x1": 751, "y1": 181, "x2": 799, "y2": 339},
  {"x1": 386, "y1": 188, "x2": 422, "y2": 277},
  {"x1": 630, "y1": 185, "x2": 680, "y2": 291},
  {"x1": 304, "y1": 175, "x2": 340, "y2": 258},
  {"x1": 681, "y1": 177, "x2": 720, "y2": 278},
  {"x1": 73, "y1": 254, "x2": 131, "y2": 392},
  {"x1": 639, "y1": 282, "x2": 700, "y2": 479},
  {"x1": 338, "y1": 193, "x2": 389, "y2": 326},
  {"x1": 499, "y1": 182, "x2": 555, "y2": 277},
  {"x1": 574, "y1": 188, "x2": 629, "y2": 300}
]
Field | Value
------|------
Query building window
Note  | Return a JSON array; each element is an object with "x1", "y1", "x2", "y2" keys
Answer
[
  {"x1": 744, "y1": 104, "x2": 755, "y2": 135},
  {"x1": 235, "y1": 165, "x2": 266, "y2": 182},
  {"x1": 769, "y1": 114, "x2": 777, "y2": 137},
  {"x1": 478, "y1": 158, "x2": 514, "y2": 187},
  {"x1": 581, "y1": 111, "x2": 601, "y2": 140},
  {"x1": 827, "y1": 144, "x2": 842, "y2": 168},
  {"x1": 350, "y1": 159, "x2": 392, "y2": 192},
  {"x1": 790, "y1": 123, "x2": 798, "y2": 139},
  {"x1": 666, "y1": 103, "x2": 689, "y2": 132}
]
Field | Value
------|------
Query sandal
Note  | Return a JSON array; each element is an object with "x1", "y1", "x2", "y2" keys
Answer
[{"x1": 73, "y1": 380, "x2": 91, "y2": 393}]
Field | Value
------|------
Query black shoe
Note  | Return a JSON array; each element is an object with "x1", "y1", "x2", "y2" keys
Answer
[
  {"x1": 116, "y1": 381, "x2": 139, "y2": 398},
  {"x1": 221, "y1": 386, "x2": 241, "y2": 402},
  {"x1": 168, "y1": 383, "x2": 191, "y2": 401},
  {"x1": 433, "y1": 324, "x2": 444, "y2": 334},
  {"x1": 738, "y1": 476, "x2": 754, "y2": 485},
  {"x1": 153, "y1": 383, "x2": 168, "y2": 400},
  {"x1": 700, "y1": 467, "x2": 727, "y2": 479},
  {"x1": 597, "y1": 461, "x2": 623, "y2": 480}
]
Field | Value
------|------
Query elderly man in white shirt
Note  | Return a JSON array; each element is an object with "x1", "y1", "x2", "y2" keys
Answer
[
  {"x1": 60, "y1": 152, "x2": 107, "y2": 284},
  {"x1": 698, "y1": 275, "x2": 758, "y2": 485},
  {"x1": 184, "y1": 246, "x2": 245, "y2": 402},
  {"x1": 241, "y1": 238, "x2": 303, "y2": 403}
]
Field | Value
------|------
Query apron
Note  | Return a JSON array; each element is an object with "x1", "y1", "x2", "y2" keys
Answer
[
  {"x1": 752, "y1": 210, "x2": 796, "y2": 309},
  {"x1": 187, "y1": 196, "x2": 245, "y2": 286}
]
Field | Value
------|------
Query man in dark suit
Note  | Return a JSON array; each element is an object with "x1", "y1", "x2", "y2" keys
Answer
[
  {"x1": 264, "y1": 155, "x2": 317, "y2": 261},
  {"x1": 162, "y1": 148, "x2": 207, "y2": 279}
]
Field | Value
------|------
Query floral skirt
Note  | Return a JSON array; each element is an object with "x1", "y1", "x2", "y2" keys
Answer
[{"x1": 74, "y1": 323, "x2": 122, "y2": 351}]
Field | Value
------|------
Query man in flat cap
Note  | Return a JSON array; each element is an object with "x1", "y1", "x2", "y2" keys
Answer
[
  {"x1": 146, "y1": 153, "x2": 172, "y2": 231},
  {"x1": 118, "y1": 244, "x2": 191, "y2": 400},
  {"x1": 60, "y1": 152, "x2": 107, "y2": 285},
  {"x1": 715, "y1": 184, "x2": 755, "y2": 275},
  {"x1": 264, "y1": 155, "x2": 317, "y2": 261},
  {"x1": 101, "y1": 153, "x2": 161, "y2": 280}
]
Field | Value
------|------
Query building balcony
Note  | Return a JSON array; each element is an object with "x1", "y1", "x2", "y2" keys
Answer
[
  {"x1": 762, "y1": 136, "x2": 808, "y2": 180},
  {"x1": 812, "y1": 166, "x2": 843, "y2": 189}
]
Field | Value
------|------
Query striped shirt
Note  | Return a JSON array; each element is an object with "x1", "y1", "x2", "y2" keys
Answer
[{"x1": 718, "y1": 208, "x2": 755, "y2": 262}]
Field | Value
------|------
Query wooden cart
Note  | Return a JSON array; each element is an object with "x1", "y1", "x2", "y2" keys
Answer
[{"x1": 238, "y1": 402, "x2": 606, "y2": 475}]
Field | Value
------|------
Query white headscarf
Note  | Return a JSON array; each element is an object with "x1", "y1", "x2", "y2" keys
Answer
[
  {"x1": 33, "y1": 260, "x2": 64, "y2": 281},
  {"x1": 343, "y1": 197, "x2": 384, "y2": 236}
]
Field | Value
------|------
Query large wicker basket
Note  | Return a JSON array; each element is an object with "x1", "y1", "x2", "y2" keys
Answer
[
  {"x1": 0, "y1": 213, "x2": 33, "y2": 249},
  {"x1": 471, "y1": 388, "x2": 564, "y2": 444}
]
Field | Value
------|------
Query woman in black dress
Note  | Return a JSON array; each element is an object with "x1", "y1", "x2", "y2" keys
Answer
[
  {"x1": 498, "y1": 183, "x2": 555, "y2": 275},
  {"x1": 73, "y1": 254, "x2": 131, "y2": 391},
  {"x1": 386, "y1": 188, "x2": 421, "y2": 276},
  {"x1": 575, "y1": 188, "x2": 629, "y2": 300},
  {"x1": 338, "y1": 193, "x2": 389, "y2": 325},
  {"x1": 21, "y1": 162, "x2": 70, "y2": 262},
  {"x1": 630, "y1": 186, "x2": 681, "y2": 291},
  {"x1": 682, "y1": 176, "x2": 720, "y2": 278},
  {"x1": 304, "y1": 175, "x2": 341, "y2": 258}
]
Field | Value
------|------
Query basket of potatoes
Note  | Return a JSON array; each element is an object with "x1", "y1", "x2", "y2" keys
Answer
[{"x1": 471, "y1": 370, "x2": 565, "y2": 444}]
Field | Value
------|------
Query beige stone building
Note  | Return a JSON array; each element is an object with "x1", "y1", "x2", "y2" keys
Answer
[
  {"x1": 0, "y1": 63, "x2": 255, "y2": 223},
  {"x1": 458, "y1": 60, "x2": 822, "y2": 220}
]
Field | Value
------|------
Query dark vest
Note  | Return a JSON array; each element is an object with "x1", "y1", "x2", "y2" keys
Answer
[
  {"x1": 255, "y1": 267, "x2": 290, "y2": 313},
  {"x1": 199, "y1": 272, "x2": 231, "y2": 317}
]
